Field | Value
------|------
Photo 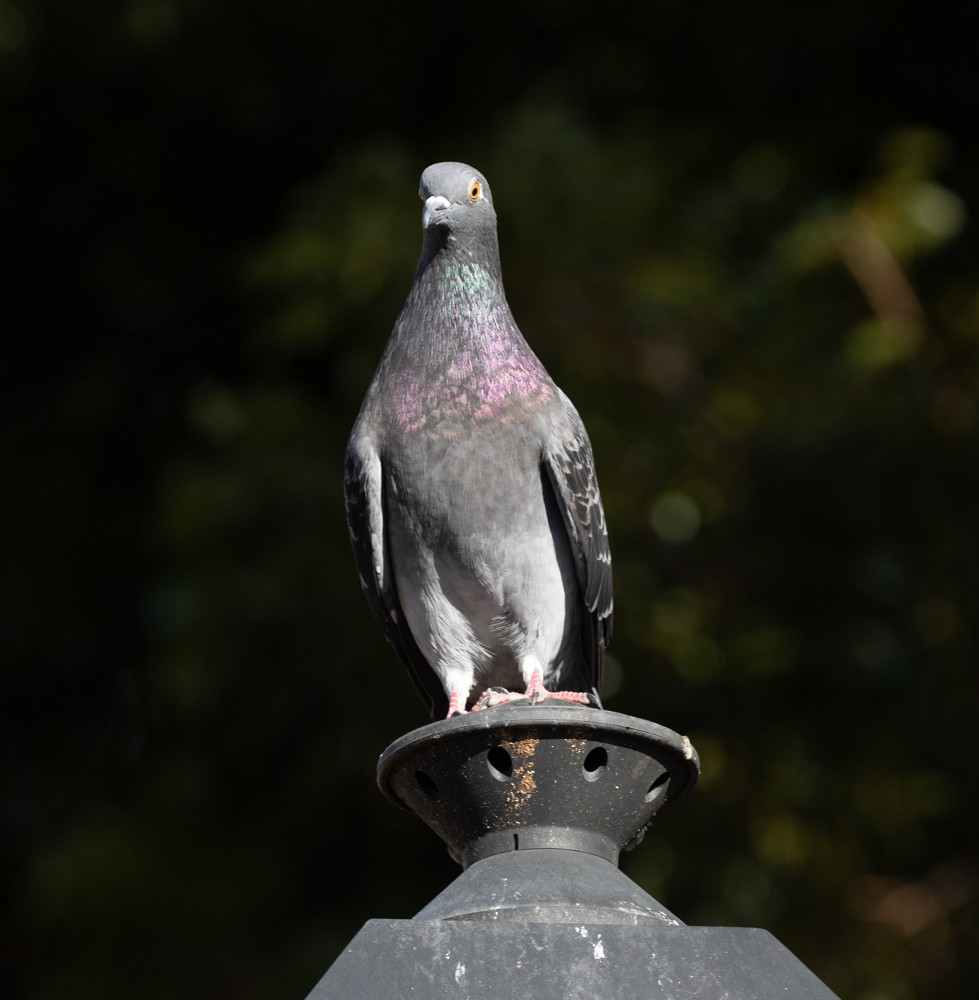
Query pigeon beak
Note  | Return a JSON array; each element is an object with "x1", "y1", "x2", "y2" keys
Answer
[{"x1": 422, "y1": 195, "x2": 452, "y2": 229}]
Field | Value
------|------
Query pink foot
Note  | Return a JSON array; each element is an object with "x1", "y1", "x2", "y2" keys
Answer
[
  {"x1": 472, "y1": 686, "x2": 529, "y2": 711},
  {"x1": 525, "y1": 667, "x2": 599, "y2": 707},
  {"x1": 471, "y1": 672, "x2": 600, "y2": 712},
  {"x1": 446, "y1": 690, "x2": 467, "y2": 718}
]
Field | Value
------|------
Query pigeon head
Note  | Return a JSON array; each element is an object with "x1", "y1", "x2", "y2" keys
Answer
[{"x1": 418, "y1": 162, "x2": 497, "y2": 245}]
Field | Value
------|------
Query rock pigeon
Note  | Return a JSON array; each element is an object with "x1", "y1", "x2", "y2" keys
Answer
[{"x1": 344, "y1": 161, "x2": 612, "y2": 719}]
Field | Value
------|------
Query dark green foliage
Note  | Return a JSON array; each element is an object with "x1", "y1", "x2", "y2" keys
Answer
[{"x1": 4, "y1": 2, "x2": 978, "y2": 998}]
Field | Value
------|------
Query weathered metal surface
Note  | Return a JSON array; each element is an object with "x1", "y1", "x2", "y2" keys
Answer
[{"x1": 309, "y1": 920, "x2": 841, "y2": 999}]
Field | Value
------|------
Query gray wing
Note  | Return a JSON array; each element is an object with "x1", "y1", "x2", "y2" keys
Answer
[
  {"x1": 542, "y1": 390, "x2": 613, "y2": 691},
  {"x1": 343, "y1": 434, "x2": 449, "y2": 719}
]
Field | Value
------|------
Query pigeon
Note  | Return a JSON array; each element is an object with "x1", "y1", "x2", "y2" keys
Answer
[{"x1": 344, "y1": 161, "x2": 612, "y2": 719}]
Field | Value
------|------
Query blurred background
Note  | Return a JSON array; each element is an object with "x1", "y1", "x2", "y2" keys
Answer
[{"x1": 3, "y1": 1, "x2": 978, "y2": 997}]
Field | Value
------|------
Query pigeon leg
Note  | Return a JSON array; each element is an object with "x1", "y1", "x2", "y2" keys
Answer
[
  {"x1": 446, "y1": 690, "x2": 468, "y2": 718},
  {"x1": 525, "y1": 665, "x2": 599, "y2": 707}
]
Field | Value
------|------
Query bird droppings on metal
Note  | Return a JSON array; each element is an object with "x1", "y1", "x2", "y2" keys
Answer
[
  {"x1": 503, "y1": 738, "x2": 538, "y2": 812},
  {"x1": 682, "y1": 735, "x2": 694, "y2": 759},
  {"x1": 509, "y1": 737, "x2": 540, "y2": 759},
  {"x1": 453, "y1": 961, "x2": 465, "y2": 983}
]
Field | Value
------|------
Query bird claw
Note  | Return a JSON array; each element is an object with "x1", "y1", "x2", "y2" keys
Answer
[
  {"x1": 473, "y1": 686, "x2": 528, "y2": 711},
  {"x1": 526, "y1": 686, "x2": 600, "y2": 708},
  {"x1": 471, "y1": 684, "x2": 600, "y2": 711},
  {"x1": 523, "y1": 667, "x2": 596, "y2": 708}
]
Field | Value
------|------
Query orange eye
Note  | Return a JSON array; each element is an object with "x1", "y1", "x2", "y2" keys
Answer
[{"x1": 468, "y1": 179, "x2": 482, "y2": 201}]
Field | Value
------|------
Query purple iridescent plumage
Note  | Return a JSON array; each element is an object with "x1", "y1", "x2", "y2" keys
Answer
[{"x1": 344, "y1": 161, "x2": 612, "y2": 719}]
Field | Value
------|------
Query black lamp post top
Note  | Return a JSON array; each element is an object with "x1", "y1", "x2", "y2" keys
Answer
[
  {"x1": 377, "y1": 704, "x2": 700, "y2": 869},
  {"x1": 308, "y1": 706, "x2": 842, "y2": 998}
]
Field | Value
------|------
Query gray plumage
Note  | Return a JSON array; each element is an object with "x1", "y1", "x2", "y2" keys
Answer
[{"x1": 344, "y1": 161, "x2": 612, "y2": 718}]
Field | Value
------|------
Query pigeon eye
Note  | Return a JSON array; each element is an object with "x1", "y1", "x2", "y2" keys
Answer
[{"x1": 468, "y1": 180, "x2": 482, "y2": 202}]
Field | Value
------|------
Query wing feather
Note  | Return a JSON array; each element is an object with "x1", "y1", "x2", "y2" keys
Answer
[
  {"x1": 542, "y1": 391, "x2": 613, "y2": 691},
  {"x1": 343, "y1": 436, "x2": 448, "y2": 718}
]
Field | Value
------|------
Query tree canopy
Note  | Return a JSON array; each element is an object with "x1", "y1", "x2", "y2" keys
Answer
[{"x1": 4, "y1": 2, "x2": 978, "y2": 998}]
